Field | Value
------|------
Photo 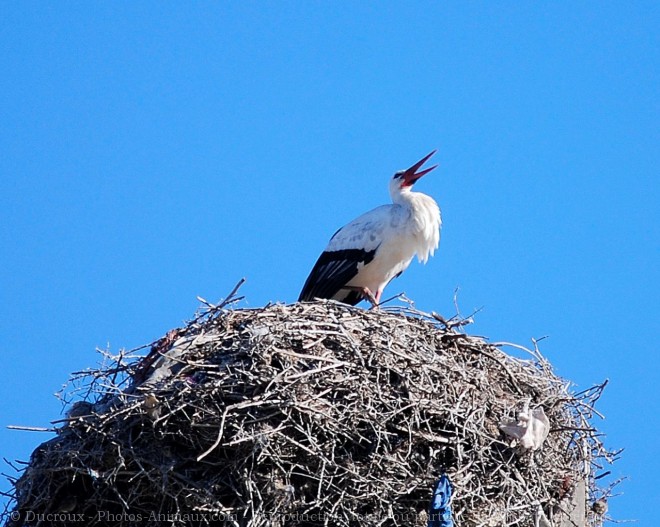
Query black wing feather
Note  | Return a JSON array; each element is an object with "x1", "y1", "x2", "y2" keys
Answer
[{"x1": 298, "y1": 248, "x2": 377, "y2": 304}]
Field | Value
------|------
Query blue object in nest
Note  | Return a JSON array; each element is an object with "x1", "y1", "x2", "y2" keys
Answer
[{"x1": 427, "y1": 474, "x2": 453, "y2": 527}]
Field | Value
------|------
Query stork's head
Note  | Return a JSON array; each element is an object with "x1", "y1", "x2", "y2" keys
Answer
[{"x1": 389, "y1": 150, "x2": 438, "y2": 198}]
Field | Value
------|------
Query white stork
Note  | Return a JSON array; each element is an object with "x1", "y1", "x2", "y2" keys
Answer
[{"x1": 299, "y1": 150, "x2": 441, "y2": 306}]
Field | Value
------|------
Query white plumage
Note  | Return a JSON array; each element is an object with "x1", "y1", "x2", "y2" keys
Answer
[{"x1": 299, "y1": 151, "x2": 441, "y2": 306}]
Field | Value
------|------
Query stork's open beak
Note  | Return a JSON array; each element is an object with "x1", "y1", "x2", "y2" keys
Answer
[{"x1": 402, "y1": 150, "x2": 438, "y2": 187}]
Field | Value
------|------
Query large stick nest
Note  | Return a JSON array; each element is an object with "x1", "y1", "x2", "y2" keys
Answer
[{"x1": 4, "y1": 298, "x2": 617, "y2": 526}]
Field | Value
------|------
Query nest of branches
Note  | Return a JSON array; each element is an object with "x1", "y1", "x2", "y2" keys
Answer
[{"x1": 4, "y1": 293, "x2": 618, "y2": 527}]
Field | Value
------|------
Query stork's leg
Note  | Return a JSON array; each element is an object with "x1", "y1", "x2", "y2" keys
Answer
[
  {"x1": 374, "y1": 289, "x2": 382, "y2": 304},
  {"x1": 341, "y1": 286, "x2": 379, "y2": 308},
  {"x1": 368, "y1": 290, "x2": 383, "y2": 310},
  {"x1": 365, "y1": 288, "x2": 380, "y2": 309}
]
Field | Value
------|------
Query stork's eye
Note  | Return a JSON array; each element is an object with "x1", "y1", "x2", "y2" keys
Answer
[{"x1": 393, "y1": 171, "x2": 404, "y2": 180}]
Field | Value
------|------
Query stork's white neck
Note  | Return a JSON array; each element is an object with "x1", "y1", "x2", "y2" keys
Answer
[
  {"x1": 390, "y1": 183, "x2": 422, "y2": 207},
  {"x1": 387, "y1": 180, "x2": 442, "y2": 264}
]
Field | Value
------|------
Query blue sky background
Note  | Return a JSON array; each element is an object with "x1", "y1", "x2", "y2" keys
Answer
[{"x1": 1, "y1": 2, "x2": 658, "y2": 521}]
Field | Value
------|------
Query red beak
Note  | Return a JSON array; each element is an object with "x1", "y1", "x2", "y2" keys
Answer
[{"x1": 401, "y1": 150, "x2": 438, "y2": 187}]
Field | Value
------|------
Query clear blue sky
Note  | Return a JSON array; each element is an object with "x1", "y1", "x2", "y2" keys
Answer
[{"x1": 1, "y1": 2, "x2": 658, "y2": 521}]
